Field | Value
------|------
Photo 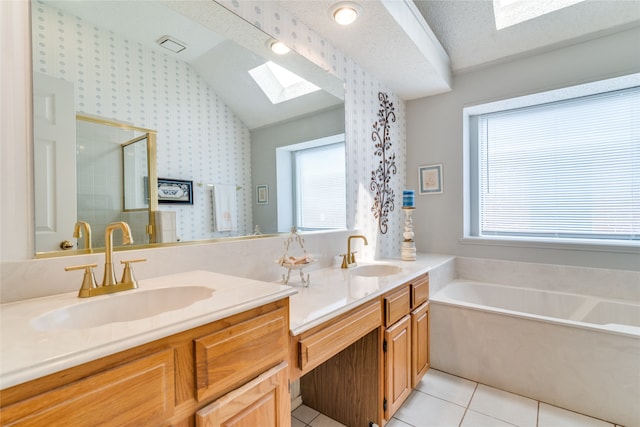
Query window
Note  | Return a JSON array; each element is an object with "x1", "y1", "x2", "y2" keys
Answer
[
  {"x1": 276, "y1": 135, "x2": 346, "y2": 232},
  {"x1": 468, "y1": 84, "x2": 639, "y2": 245},
  {"x1": 294, "y1": 142, "x2": 346, "y2": 230},
  {"x1": 248, "y1": 61, "x2": 321, "y2": 104},
  {"x1": 492, "y1": 0, "x2": 585, "y2": 30}
]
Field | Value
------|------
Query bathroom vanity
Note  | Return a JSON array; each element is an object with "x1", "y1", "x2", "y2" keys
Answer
[
  {"x1": 0, "y1": 271, "x2": 295, "y2": 426},
  {"x1": 288, "y1": 255, "x2": 450, "y2": 427},
  {"x1": 0, "y1": 255, "x2": 453, "y2": 426}
]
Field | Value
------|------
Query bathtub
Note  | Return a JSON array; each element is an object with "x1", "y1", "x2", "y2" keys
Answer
[{"x1": 431, "y1": 280, "x2": 640, "y2": 427}]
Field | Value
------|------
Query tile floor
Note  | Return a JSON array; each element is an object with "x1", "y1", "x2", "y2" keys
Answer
[{"x1": 291, "y1": 369, "x2": 623, "y2": 427}]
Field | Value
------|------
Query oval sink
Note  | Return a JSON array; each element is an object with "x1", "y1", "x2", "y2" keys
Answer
[
  {"x1": 31, "y1": 286, "x2": 214, "y2": 331},
  {"x1": 351, "y1": 264, "x2": 402, "y2": 277}
]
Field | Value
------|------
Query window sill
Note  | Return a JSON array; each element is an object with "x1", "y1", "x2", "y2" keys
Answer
[{"x1": 460, "y1": 236, "x2": 640, "y2": 254}]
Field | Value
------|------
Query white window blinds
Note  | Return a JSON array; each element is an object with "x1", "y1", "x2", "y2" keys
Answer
[
  {"x1": 478, "y1": 87, "x2": 639, "y2": 242},
  {"x1": 294, "y1": 142, "x2": 346, "y2": 230}
]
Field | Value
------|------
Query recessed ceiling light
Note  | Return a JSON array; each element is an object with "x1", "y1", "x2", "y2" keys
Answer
[
  {"x1": 156, "y1": 35, "x2": 186, "y2": 53},
  {"x1": 329, "y1": 2, "x2": 362, "y2": 26},
  {"x1": 269, "y1": 40, "x2": 290, "y2": 55}
]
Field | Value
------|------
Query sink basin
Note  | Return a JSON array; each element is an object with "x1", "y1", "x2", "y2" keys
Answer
[
  {"x1": 351, "y1": 264, "x2": 402, "y2": 277},
  {"x1": 31, "y1": 286, "x2": 215, "y2": 331}
]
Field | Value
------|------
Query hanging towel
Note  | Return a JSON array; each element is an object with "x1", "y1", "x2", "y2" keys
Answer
[
  {"x1": 154, "y1": 210, "x2": 177, "y2": 243},
  {"x1": 212, "y1": 184, "x2": 237, "y2": 231}
]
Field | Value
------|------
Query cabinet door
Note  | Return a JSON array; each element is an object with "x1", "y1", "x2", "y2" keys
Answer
[
  {"x1": 411, "y1": 302, "x2": 430, "y2": 388},
  {"x1": 384, "y1": 315, "x2": 411, "y2": 420},
  {"x1": 196, "y1": 362, "x2": 290, "y2": 427}
]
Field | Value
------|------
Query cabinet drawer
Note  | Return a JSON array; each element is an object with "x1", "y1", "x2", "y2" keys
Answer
[
  {"x1": 384, "y1": 285, "x2": 410, "y2": 327},
  {"x1": 196, "y1": 362, "x2": 290, "y2": 427},
  {"x1": 410, "y1": 274, "x2": 429, "y2": 308},
  {"x1": 1, "y1": 349, "x2": 175, "y2": 426},
  {"x1": 195, "y1": 306, "x2": 288, "y2": 402},
  {"x1": 298, "y1": 299, "x2": 381, "y2": 374}
]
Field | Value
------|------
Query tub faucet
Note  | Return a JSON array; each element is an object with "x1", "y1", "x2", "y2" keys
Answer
[
  {"x1": 341, "y1": 235, "x2": 368, "y2": 268},
  {"x1": 72, "y1": 221, "x2": 92, "y2": 250}
]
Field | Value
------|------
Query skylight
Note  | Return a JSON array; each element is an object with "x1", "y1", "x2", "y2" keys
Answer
[
  {"x1": 248, "y1": 61, "x2": 321, "y2": 104},
  {"x1": 493, "y1": 0, "x2": 585, "y2": 30}
]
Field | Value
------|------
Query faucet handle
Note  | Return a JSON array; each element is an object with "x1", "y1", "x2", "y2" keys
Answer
[
  {"x1": 340, "y1": 254, "x2": 350, "y2": 268},
  {"x1": 119, "y1": 258, "x2": 146, "y2": 287},
  {"x1": 65, "y1": 263, "x2": 98, "y2": 298}
]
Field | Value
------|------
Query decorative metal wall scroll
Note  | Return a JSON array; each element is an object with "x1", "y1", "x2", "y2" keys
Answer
[{"x1": 369, "y1": 92, "x2": 397, "y2": 234}]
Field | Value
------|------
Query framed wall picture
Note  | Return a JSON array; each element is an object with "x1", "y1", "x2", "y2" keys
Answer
[
  {"x1": 158, "y1": 178, "x2": 193, "y2": 204},
  {"x1": 256, "y1": 184, "x2": 268, "y2": 204},
  {"x1": 418, "y1": 164, "x2": 443, "y2": 195}
]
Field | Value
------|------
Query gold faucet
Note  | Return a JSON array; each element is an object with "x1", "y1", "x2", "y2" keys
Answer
[
  {"x1": 341, "y1": 235, "x2": 368, "y2": 268},
  {"x1": 65, "y1": 221, "x2": 146, "y2": 297},
  {"x1": 102, "y1": 221, "x2": 133, "y2": 286},
  {"x1": 72, "y1": 221, "x2": 92, "y2": 250}
]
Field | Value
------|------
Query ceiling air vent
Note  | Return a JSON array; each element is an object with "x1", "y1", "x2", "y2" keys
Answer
[{"x1": 157, "y1": 35, "x2": 186, "y2": 53}]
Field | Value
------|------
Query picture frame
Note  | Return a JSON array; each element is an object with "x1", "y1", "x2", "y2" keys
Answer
[
  {"x1": 256, "y1": 184, "x2": 269, "y2": 204},
  {"x1": 418, "y1": 164, "x2": 443, "y2": 195},
  {"x1": 158, "y1": 178, "x2": 193, "y2": 204}
]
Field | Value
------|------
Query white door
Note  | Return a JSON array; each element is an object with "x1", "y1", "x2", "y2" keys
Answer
[{"x1": 33, "y1": 73, "x2": 77, "y2": 252}]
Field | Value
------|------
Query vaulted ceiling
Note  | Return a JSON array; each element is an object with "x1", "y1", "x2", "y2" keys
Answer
[{"x1": 278, "y1": 0, "x2": 640, "y2": 99}]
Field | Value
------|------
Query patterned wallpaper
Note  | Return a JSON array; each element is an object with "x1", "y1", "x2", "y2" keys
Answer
[
  {"x1": 31, "y1": 1, "x2": 252, "y2": 242},
  {"x1": 219, "y1": 0, "x2": 407, "y2": 258}
]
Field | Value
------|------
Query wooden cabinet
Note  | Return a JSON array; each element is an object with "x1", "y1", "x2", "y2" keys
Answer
[
  {"x1": 196, "y1": 362, "x2": 289, "y2": 427},
  {"x1": 292, "y1": 299, "x2": 382, "y2": 427},
  {"x1": 382, "y1": 285, "x2": 412, "y2": 420},
  {"x1": 0, "y1": 349, "x2": 175, "y2": 427},
  {"x1": 382, "y1": 273, "x2": 430, "y2": 421},
  {"x1": 384, "y1": 314, "x2": 412, "y2": 419},
  {"x1": 411, "y1": 301, "x2": 430, "y2": 388},
  {"x1": 195, "y1": 308, "x2": 288, "y2": 402},
  {"x1": 409, "y1": 274, "x2": 430, "y2": 388},
  {"x1": 0, "y1": 299, "x2": 290, "y2": 427},
  {"x1": 296, "y1": 299, "x2": 381, "y2": 375}
]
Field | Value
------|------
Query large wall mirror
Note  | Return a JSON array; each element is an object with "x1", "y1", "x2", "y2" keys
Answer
[{"x1": 32, "y1": 0, "x2": 345, "y2": 256}]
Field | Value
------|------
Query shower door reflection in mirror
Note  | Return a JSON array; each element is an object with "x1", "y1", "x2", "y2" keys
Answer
[{"x1": 122, "y1": 135, "x2": 150, "y2": 211}]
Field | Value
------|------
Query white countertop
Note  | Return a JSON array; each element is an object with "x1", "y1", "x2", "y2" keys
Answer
[
  {"x1": 0, "y1": 270, "x2": 295, "y2": 390},
  {"x1": 0, "y1": 254, "x2": 453, "y2": 390},
  {"x1": 288, "y1": 254, "x2": 454, "y2": 335}
]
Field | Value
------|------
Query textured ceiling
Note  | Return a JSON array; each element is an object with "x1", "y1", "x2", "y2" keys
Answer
[
  {"x1": 277, "y1": 0, "x2": 640, "y2": 98},
  {"x1": 413, "y1": 0, "x2": 640, "y2": 72},
  {"x1": 41, "y1": 0, "x2": 640, "y2": 109}
]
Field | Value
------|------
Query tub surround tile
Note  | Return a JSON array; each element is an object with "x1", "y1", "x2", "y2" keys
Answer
[
  {"x1": 431, "y1": 300, "x2": 639, "y2": 427},
  {"x1": 415, "y1": 369, "x2": 477, "y2": 407},
  {"x1": 423, "y1": 256, "x2": 456, "y2": 295},
  {"x1": 468, "y1": 384, "x2": 538, "y2": 427},
  {"x1": 455, "y1": 257, "x2": 640, "y2": 302},
  {"x1": 393, "y1": 390, "x2": 466, "y2": 427},
  {"x1": 538, "y1": 403, "x2": 615, "y2": 427}
]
